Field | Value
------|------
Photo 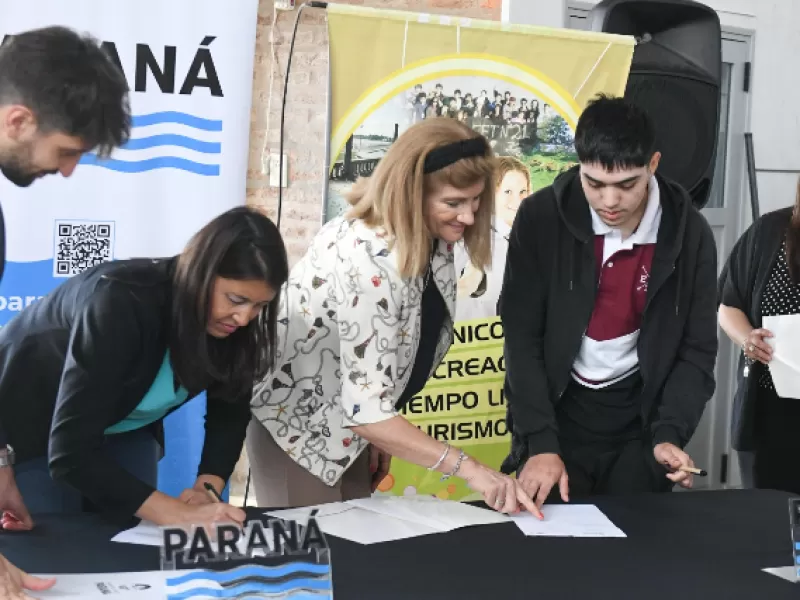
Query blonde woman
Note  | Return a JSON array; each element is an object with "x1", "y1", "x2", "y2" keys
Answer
[
  {"x1": 456, "y1": 156, "x2": 531, "y2": 321},
  {"x1": 248, "y1": 118, "x2": 539, "y2": 517}
]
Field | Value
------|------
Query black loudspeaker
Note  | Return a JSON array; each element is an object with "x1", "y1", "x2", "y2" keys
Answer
[{"x1": 591, "y1": 0, "x2": 722, "y2": 209}]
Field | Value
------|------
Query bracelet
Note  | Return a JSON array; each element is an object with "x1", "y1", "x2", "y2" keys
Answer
[
  {"x1": 742, "y1": 336, "x2": 755, "y2": 378},
  {"x1": 428, "y1": 443, "x2": 450, "y2": 471},
  {"x1": 441, "y1": 449, "x2": 466, "y2": 481},
  {"x1": 743, "y1": 354, "x2": 755, "y2": 378}
]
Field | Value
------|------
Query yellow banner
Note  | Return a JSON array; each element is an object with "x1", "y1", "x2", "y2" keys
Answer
[{"x1": 324, "y1": 4, "x2": 633, "y2": 501}]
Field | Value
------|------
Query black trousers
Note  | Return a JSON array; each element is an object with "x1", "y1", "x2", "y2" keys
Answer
[
  {"x1": 548, "y1": 376, "x2": 673, "y2": 499},
  {"x1": 555, "y1": 436, "x2": 674, "y2": 498},
  {"x1": 752, "y1": 385, "x2": 800, "y2": 495}
]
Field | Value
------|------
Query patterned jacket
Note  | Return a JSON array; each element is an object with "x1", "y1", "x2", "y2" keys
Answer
[{"x1": 250, "y1": 216, "x2": 456, "y2": 485}]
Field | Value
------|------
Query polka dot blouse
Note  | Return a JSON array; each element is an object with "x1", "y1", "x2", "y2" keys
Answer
[{"x1": 760, "y1": 240, "x2": 800, "y2": 391}]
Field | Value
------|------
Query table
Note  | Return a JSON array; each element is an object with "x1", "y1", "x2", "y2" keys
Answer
[{"x1": 1, "y1": 489, "x2": 798, "y2": 599}]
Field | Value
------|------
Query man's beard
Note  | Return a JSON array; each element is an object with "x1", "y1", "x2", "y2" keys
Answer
[
  {"x1": 0, "y1": 143, "x2": 51, "y2": 188},
  {"x1": 0, "y1": 164, "x2": 37, "y2": 188}
]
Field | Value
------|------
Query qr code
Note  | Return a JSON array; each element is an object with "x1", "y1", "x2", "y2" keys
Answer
[{"x1": 53, "y1": 220, "x2": 114, "y2": 278}]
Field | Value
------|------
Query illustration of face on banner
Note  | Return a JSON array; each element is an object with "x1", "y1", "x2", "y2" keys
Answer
[
  {"x1": 324, "y1": 4, "x2": 633, "y2": 501},
  {"x1": 325, "y1": 76, "x2": 577, "y2": 327}
]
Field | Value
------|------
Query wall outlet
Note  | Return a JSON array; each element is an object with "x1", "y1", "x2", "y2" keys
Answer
[
  {"x1": 269, "y1": 153, "x2": 288, "y2": 188},
  {"x1": 275, "y1": 0, "x2": 295, "y2": 9}
]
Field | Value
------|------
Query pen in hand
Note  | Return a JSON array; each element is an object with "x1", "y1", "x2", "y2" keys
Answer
[
  {"x1": 203, "y1": 482, "x2": 247, "y2": 535},
  {"x1": 677, "y1": 465, "x2": 707, "y2": 476},
  {"x1": 203, "y1": 482, "x2": 224, "y2": 503}
]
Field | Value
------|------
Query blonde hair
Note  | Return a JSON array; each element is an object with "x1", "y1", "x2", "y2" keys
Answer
[
  {"x1": 345, "y1": 118, "x2": 496, "y2": 279},
  {"x1": 495, "y1": 156, "x2": 531, "y2": 190}
]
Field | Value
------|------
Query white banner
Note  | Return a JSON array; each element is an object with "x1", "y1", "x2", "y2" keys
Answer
[
  {"x1": 0, "y1": 0, "x2": 259, "y2": 497},
  {"x1": 0, "y1": 0, "x2": 259, "y2": 325}
]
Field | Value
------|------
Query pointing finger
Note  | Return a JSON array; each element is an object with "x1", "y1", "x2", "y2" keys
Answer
[{"x1": 515, "y1": 483, "x2": 542, "y2": 519}]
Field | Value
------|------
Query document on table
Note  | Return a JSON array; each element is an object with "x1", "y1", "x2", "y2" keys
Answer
[
  {"x1": 762, "y1": 566, "x2": 798, "y2": 583},
  {"x1": 111, "y1": 520, "x2": 249, "y2": 552},
  {"x1": 110, "y1": 520, "x2": 163, "y2": 546},
  {"x1": 32, "y1": 566, "x2": 333, "y2": 599},
  {"x1": 30, "y1": 571, "x2": 167, "y2": 599},
  {"x1": 346, "y1": 495, "x2": 510, "y2": 530},
  {"x1": 265, "y1": 495, "x2": 510, "y2": 545},
  {"x1": 510, "y1": 504, "x2": 626, "y2": 538},
  {"x1": 762, "y1": 315, "x2": 800, "y2": 399}
]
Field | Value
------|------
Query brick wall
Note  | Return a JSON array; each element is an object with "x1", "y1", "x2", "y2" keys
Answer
[{"x1": 231, "y1": 0, "x2": 502, "y2": 500}]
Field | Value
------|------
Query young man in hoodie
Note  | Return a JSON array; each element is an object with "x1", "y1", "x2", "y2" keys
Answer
[{"x1": 499, "y1": 94, "x2": 717, "y2": 509}]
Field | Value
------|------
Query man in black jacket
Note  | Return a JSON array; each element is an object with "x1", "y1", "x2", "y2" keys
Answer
[
  {"x1": 499, "y1": 95, "x2": 717, "y2": 509},
  {"x1": 0, "y1": 24, "x2": 129, "y2": 559}
]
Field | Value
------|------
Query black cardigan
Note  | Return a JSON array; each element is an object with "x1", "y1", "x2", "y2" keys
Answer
[
  {"x1": 0, "y1": 257, "x2": 251, "y2": 520},
  {"x1": 718, "y1": 206, "x2": 793, "y2": 451}
]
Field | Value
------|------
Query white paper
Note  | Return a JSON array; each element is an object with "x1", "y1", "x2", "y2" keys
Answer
[
  {"x1": 346, "y1": 495, "x2": 510, "y2": 530},
  {"x1": 264, "y1": 502, "x2": 354, "y2": 524},
  {"x1": 265, "y1": 496, "x2": 510, "y2": 545},
  {"x1": 510, "y1": 504, "x2": 626, "y2": 538},
  {"x1": 30, "y1": 567, "x2": 327, "y2": 599},
  {"x1": 110, "y1": 521, "x2": 163, "y2": 547},
  {"x1": 111, "y1": 520, "x2": 248, "y2": 553},
  {"x1": 30, "y1": 571, "x2": 167, "y2": 599},
  {"x1": 763, "y1": 566, "x2": 798, "y2": 583},
  {"x1": 281, "y1": 504, "x2": 441, "y2": 544},
  {"x1": 762, "y1": 315, "x2": 800, "y2": 399}
]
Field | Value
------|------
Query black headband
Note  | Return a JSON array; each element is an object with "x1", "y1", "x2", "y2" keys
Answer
[{"x1": 423, "y1": 137, "x2": 489, "y2": 174}]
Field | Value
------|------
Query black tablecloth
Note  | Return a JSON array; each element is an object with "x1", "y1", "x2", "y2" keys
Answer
[{"x1": 1, "y1": 489, "x2": 798, "y2": 599}]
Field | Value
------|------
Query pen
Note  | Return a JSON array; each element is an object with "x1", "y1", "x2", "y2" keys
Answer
[
  {"x1": 203, "y1": 483, "x2": 247, "y2": 536},
  {"x1": 203, "y1": 482, "x2": 224, "y2": 503},
  {"x1": 678, "y1": 465, "x2": 707, "y2": 476}
]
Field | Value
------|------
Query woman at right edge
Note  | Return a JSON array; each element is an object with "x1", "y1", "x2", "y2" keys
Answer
[
  {"x1": 718, "y1": 177, "x2": 800, "y2": 494},
  {"x1": 247, "y1": 118, "x2": 539, "y2": 517}
]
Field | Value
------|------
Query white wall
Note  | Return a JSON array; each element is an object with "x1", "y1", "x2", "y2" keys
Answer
[{"x1": 504, "y1": 0, "x2": 799, "y2": 215}]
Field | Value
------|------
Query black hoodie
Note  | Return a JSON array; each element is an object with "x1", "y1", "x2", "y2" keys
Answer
[{"x1": 499, "y1": 165, "x2": 718, "y2": 474}]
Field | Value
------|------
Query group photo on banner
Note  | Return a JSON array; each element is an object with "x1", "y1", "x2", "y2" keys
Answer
[{"x1": 322, "y1": 5, "x2": 633, "y2": 502}]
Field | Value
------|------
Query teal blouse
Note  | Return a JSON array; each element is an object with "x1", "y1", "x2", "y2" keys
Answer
[{"x1": 105, "y1": 351, "x2": 189, "y2": 435}]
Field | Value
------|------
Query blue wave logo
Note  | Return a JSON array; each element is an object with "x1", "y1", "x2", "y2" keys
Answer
[
  {"x1": 79, "y1": 111, "x2": 222, "y2": 176},
  {"x1": 166, "y1": 563, "x2": 332, "y2": 600}
]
